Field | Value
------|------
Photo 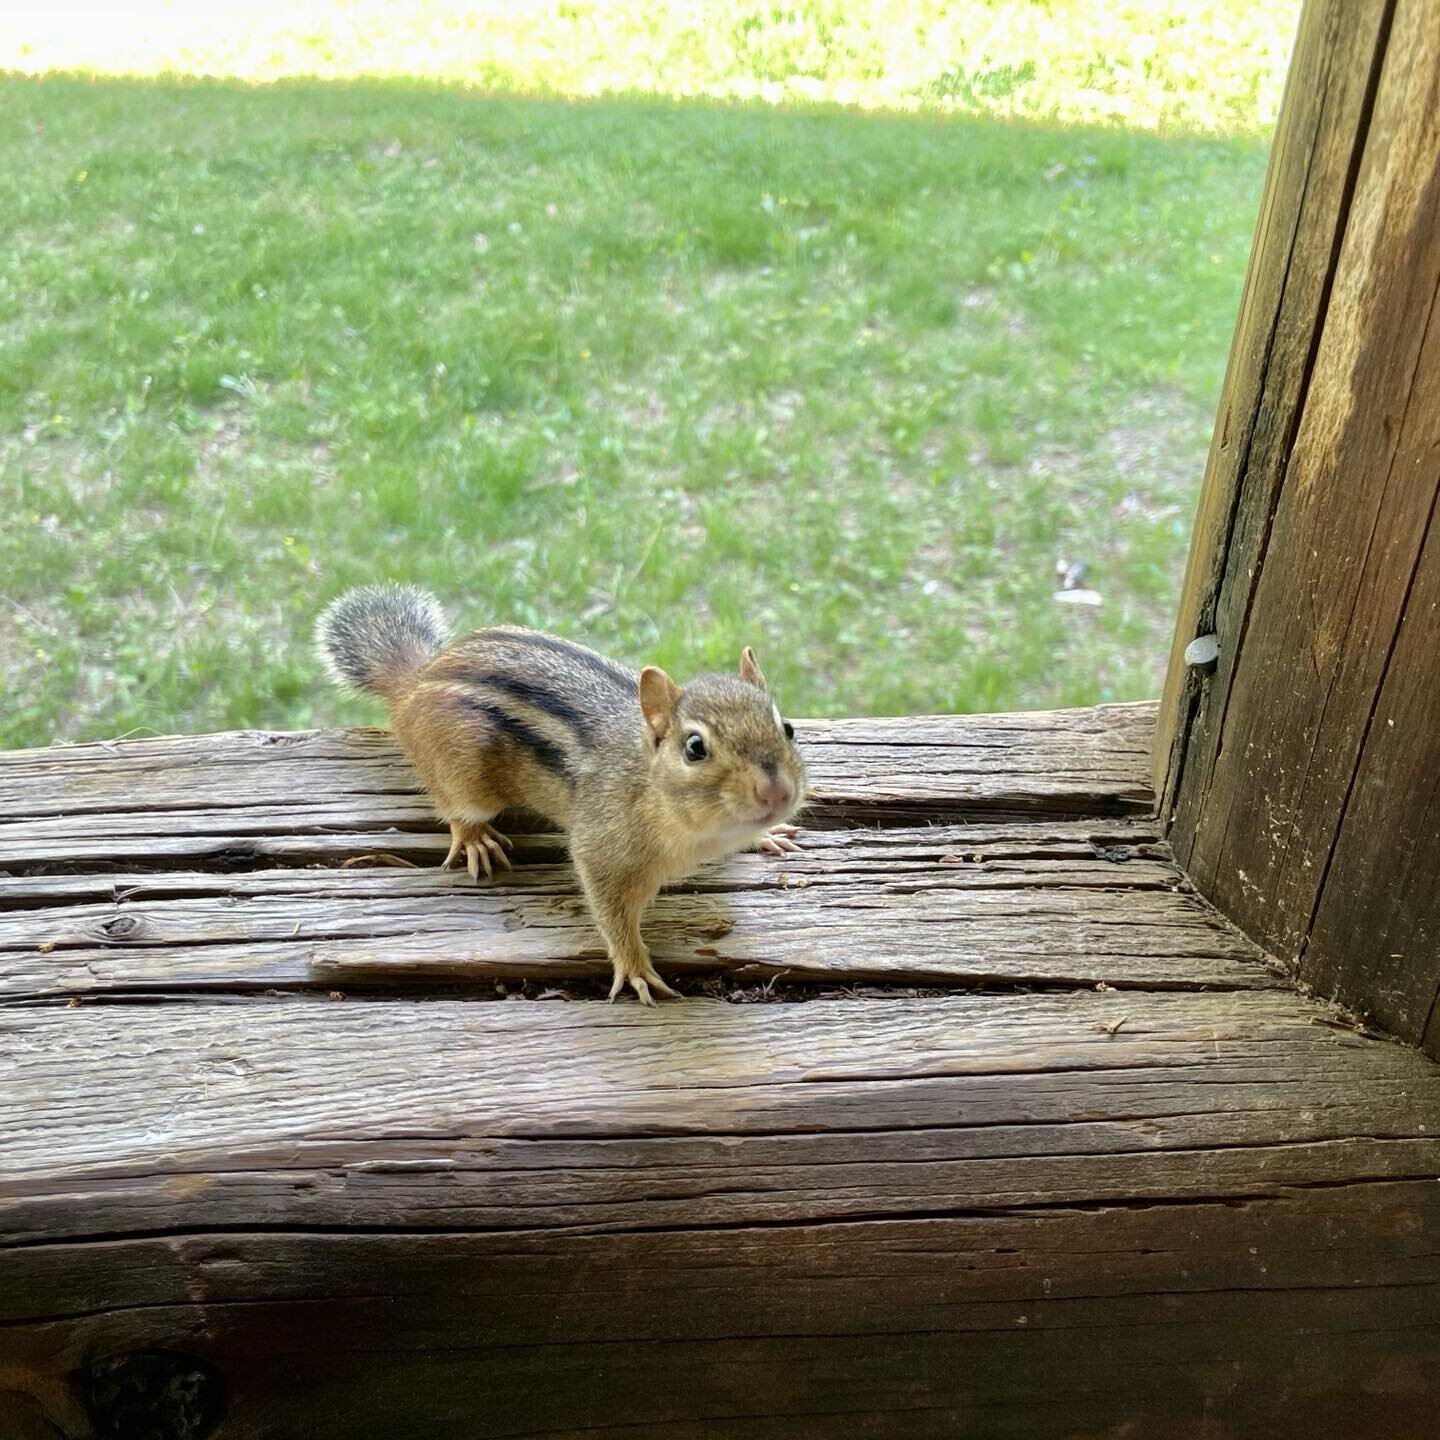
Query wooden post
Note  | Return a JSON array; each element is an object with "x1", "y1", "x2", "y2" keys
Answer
[{"x1": 1156, "y1": 0, "x2": 1440, "y2": 1055}]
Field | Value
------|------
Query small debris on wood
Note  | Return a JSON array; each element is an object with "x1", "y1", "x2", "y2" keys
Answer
[
  {"x1": 38, "y1": 940, "x2": 56, "y2": 953},
  {"x1": 340, "y1": 852, "x2": 421, "y2": 869},
  {"x1": 327, "y1": 990, "x2": 345, "y2": 1002},
  {"x1": 1100, "y1": 1015, "x2": 1129, "y2": 1036},
  {"x1": 1309, "y1": 1015, "x2": 1387, "y2": 1041},
  {"x1": 938, "y1": 853, "x2": 965, "y2": 865},
  {"x1": 777, "y1": 873, "x2": 811, "y2": 889},
  {"x1": 1094, "y1": 980, "x2": 1112, "y2": 992},
  {"x1": 700, "y1": 916, "x2": 735, "y2": 938},
  {"x1": 66, "y1": 995, "x2": 81, "y2": 1008},
  {"x1": 723, "y1": 970, "x2": 793, "y2": 1003}
]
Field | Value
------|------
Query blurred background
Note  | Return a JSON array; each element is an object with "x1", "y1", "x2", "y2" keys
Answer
[{"x1": 0, "y1": 1, "x2": 1300, "y2": 746}]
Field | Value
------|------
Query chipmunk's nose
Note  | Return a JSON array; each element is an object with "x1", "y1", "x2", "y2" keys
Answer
[{"x1": 755, "y1": 773, "x2": 795, "y2": 813}]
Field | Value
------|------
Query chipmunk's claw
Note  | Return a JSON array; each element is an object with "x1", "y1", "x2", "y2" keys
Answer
[
  {"x1": 608, "y1": 958, "x2": 680, "y2": 1006},
  {"x1": 757, "y1": 823, "x2": 802, "y2": 856},
  {"x1": 443, "y1": 820, "x2": 514, "y2": 882}
]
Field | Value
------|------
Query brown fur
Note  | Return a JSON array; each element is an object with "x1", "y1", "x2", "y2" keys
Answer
[{"x1": 317, "y1": 595, "x2": 807, "y2": 1004}]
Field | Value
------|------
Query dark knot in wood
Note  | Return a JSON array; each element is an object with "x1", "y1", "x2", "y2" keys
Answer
[{"x1": 79, "y1": 1350, "x2": 224, "y2": 1440}]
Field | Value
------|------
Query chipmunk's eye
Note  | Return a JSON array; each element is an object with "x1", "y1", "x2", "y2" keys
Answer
[
  {"x1": 782, "y1": 720, "x2": 795, "y2": 741},
  {"x1": 683, "y1": 733, "x2": 708, "y2": 763}
]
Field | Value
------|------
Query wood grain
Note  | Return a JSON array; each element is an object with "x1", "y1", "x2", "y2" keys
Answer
[
  {"x1": 5, "y1": 1190, "x2": 1439, "y2": 1440},
  {"x1": 1158, "y1": 0, "x2": 1440, "y2": 1052},
  {"x1": 11, "y1": 1192, "x2": 1440, "y2": 1440},
  {"x1": 1304, "y1": 492, "x2": 1440, "y2": 1051},
  {"x1": 1153, "y1": 0, "x2": 1394, "y2": 812},
  {"x1": 1181, "y1": 0, "x2": 1440, "y2": 944},
  {"x1": 0, "y1": 702, "x2": 1156, "y2": 856},
  {"x1": 3, "y1": 992, "x2": 1439, "y2": 1439},
  {"x1": 0, "y1": 820, "x2": 1279, "y2": 1002},
  {"x1": 5, "y1": 989, "x2": 1437, "y2": 1234}
]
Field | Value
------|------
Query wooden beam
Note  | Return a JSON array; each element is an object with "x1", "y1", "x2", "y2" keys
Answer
[
  {"x1": 6, "y1": 1196, "x2": 1439, "y2": 1440},
  {"x1": 0, "y1": 705, "x2": 1156, "y2": 864},
  {"x1": 1156, "y1": 0, "x2": 1440, "y2": 1054},
  {"x1": 1305, "y1": 495, "x2": 1440, "y2": 1045},
  {"x1": 1153, "y1": 0, "x2": 1394, "y2": 810},
  {"x1": 0, "y1": 818, "x2": 1277, "y2": 1001},
  {"x1": 4, "y1": 993, "x2": 1439, "y2": 1438},
  {"x1": 3, "y1": 699, "x2": 1436, "y2": 1435}
]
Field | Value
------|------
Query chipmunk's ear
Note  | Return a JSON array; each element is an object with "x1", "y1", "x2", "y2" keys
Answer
[
  {"x1": 639, "y1": 666, "x2": 683, "y2": 743},
  {"x1": 739, "y1": 646, "x2": 767, "y2": 689}
]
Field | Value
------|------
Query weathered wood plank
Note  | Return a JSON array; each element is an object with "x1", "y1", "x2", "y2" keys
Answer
[
  {"x1": 0, "y1": 821, "x2": 1277, "y2": 1000},
  {"x1": 3, "y1": 986, "x2": 1438, "y2": 1440},
  {"x1": 2, "y1": 990, "x2": 1435, "y2": 1240},
  {"x1": 5, "y1": 991, "x2": 1436, "y2": 1236},
  {"x1": 2, "y1": 651, "x2": 1435, "y2": 1437},
  {"x1": 1154, "y1": 0, "x2": 1394, "y2": 810},
  {"x1": 0, "y1": 703, "x2": 1156, "y2": 848},
  {"x1": 1304, "y1": 499, "x2": 1440, "y2": 1054},
  {"x1": 0, "y1": 817, "x2": 1164, "y2": 904},
  {"x1": 1158, "y1": 0, "x2": 1440, "y2": 1050},
  {"x1": 1182, "y1": 0, "x2": 1440, "y2": 953},
  {"x1": 4, "y1": 1186, "x2": 1439, "y2": 1440}
]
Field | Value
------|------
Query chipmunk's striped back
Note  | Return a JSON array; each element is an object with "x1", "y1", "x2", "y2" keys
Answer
[{"x1": 419, "y1": 627, "x2": 642, "y2": 789}]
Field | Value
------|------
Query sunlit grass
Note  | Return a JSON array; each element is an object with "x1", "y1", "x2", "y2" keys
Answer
[{"x1": 3, "y1": 1, "x2": 1296, "y2": 134}]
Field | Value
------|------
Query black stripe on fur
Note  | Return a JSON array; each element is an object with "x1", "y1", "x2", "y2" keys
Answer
[
  {"x1": 509, "y1": 631, "x2": 636, "y2": 690},
  {"x1": 452, "y1": 694, "x2": 574, "y2": 782},
  {"x1": 449, "y1": 668, "x2": 596, "y2": 744}
]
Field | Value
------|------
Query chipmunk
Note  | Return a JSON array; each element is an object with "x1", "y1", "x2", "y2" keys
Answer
[{"x1": 315, "y1": 584, "x2": 807, "y2": 1004}]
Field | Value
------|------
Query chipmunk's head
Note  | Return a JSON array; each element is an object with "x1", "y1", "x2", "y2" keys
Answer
[{"x1": 639, "y1": 647, "x2": 807, "y2": 843}]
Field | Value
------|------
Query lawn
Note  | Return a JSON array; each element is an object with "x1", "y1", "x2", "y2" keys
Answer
[{"x1": 0, "y1": 4, "x2": 1298, "y2": 746}]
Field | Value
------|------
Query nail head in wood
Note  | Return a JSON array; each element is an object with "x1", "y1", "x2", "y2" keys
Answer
[{"x1": 1184, "y1": 633, "x2": 1220, "y2": 669}]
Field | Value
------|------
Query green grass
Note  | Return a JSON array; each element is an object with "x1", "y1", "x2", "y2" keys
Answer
[
  {"x1": 0, "y1": 8, "x2": 1295, "y2": 746},
  {"x1": 2, "y1": 2, "x2": 1297, "y2": 133}
]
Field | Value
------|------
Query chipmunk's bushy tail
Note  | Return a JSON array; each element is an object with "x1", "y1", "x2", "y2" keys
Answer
[{"x1": 315, "y1": 584, "x2": 449, "y2": 700}]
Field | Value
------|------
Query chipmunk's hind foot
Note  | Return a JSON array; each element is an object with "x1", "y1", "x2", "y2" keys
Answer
[
  {"x1": 443, "y1": 818, "x2": 514, "y2": 882},
  {"x1": 608, "y1": 955, "x2": 681, "y2": 1007}
]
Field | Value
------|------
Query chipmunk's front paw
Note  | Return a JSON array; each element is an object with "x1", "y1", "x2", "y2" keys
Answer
[
  {"x1": 608, "y1": 955, "x2": 681, "y2": 1008},
  {"x1": 443, "y1": 820, "x2": 514, "y2": 882},
  {"x1": 756, "y1": 823, "x2": 801, "y2": 856}
]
